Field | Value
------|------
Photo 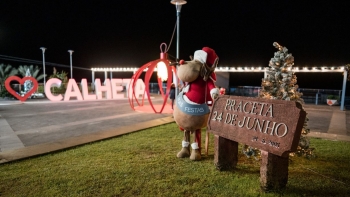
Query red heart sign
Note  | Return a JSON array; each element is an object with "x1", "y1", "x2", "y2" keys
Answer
[{"x1": 5, "y1": 76, "x2": 39, "y2": 102}]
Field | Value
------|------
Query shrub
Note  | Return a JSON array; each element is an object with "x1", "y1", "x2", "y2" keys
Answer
[{"x1": 327, "y1": 95, "x2": 339, "y2": 100}]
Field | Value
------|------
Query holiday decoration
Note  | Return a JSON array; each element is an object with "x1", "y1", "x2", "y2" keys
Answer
[
  {"x1": 5, "y1": 76, "x2": 38, "y2": 102},
  {"x1": 219, "y1": 87, "x2": 225, "y2": 95},
  {"x1": 129, "y1": 43, "x2": 176, "y2": 113},
  {"x1": 173, "y1": 47, "x2": 219, "y2": 161},
  {"x1": 256, "y1": 42, "x2": 315, "y2": 159},
  {"x1": 345, "y1": 64, "x2": 350, "y2": 81}
]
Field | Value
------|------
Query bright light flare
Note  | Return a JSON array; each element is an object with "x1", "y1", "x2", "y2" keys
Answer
[{"x1": 157, "y1": 61, "x2": 168, "y2": 81}]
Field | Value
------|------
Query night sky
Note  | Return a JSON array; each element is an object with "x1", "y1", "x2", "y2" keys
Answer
[{"x1": 0, "y1": 1, "x2": 349, "y2": 90}]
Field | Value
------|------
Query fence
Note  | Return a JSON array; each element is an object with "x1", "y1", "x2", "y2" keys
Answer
[{"x1": 228, "y1": 86, "x2": 349, "y2": 106}]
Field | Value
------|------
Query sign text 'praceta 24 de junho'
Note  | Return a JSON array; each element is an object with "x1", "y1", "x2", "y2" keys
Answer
[{"x1": 207, "y1": 95, "x2": 306, "y2": 157}]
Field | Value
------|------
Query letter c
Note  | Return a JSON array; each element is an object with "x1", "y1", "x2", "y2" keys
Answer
[{"x1": 45, "y1": 78, "x2": 63, "y2": 101}]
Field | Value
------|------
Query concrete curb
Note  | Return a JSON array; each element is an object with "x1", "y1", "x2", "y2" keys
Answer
[
  {"x1": 308, "y1": 132, "x2": 350, "y2": 142},
  {"x1": 0, "y1": 116, "x2": 175, "y2": 164}
]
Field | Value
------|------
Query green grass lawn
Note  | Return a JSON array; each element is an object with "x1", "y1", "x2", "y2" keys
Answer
[{"x1": 1, "y1": 123, "x2": 349, "y2": 197}]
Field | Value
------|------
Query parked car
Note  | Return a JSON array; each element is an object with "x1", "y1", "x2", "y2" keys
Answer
[
  {"x1": 18, "y1": 91, "x2": 45, "y2": 99},
  {"x1": 30, "y1": 92, "x2": 45, "y2": 99}
]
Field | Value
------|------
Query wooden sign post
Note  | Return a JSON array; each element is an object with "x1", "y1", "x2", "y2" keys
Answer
[{"x1": 207, "y1": 95, "x2": 306, "y2": 191}]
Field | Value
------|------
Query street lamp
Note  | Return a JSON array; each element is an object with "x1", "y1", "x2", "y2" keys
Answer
[
  {"x1": 40, "y1": 47, "x2": 46, "y2": 88},
  {"x1": 170, "y1": 0, "x2": 186, "y2": 97},
  {"x1": 68, "y1": 50, "x2": 74, "y2": 79}
]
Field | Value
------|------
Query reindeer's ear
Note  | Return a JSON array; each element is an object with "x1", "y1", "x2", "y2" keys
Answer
[
  {"x1": 203, "y1": 75, "x2": 209, "y2": 82},
  {"x1": 189, "y1": 55, "x2": 193, "y2": 60},
  {"x1": 212, "y1": 57, "x2": 219, "y2": 69}
]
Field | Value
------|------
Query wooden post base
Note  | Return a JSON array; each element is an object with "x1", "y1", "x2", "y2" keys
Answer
[
  {"x1": 260, "y1": 150, "x2": 289, "y2": 191},
  {"x1": 214, "y1": 135, "x2": 238, "y2": 171}
]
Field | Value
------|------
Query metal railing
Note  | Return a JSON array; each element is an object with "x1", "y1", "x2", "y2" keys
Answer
[{"x1": 227, "y1": 86, "x2": 349, "y2": 106}]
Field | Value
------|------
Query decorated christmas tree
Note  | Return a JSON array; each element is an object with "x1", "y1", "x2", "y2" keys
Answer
[
  {"x1": 243, "y1": 42, "x2": 315, "y2": 159},
  {"x1": 346, "y1": 64, "x2": 350, "y2": 81},
  {"x1": 259, "y1": 42, "x2": 303, "y2": 101}
]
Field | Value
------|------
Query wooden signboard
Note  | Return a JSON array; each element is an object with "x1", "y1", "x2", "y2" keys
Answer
[
  {"x1": 208, "y1": 95, "x2": 306, "y2": 157},
  {"x1": 207, "y1": 95, "x2": 307, "y2": 191}
]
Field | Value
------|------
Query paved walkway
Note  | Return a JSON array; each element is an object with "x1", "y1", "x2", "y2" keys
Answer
[
  {"x1": 303, "y1": 104, "x2": 350, "y2": 141},
  {"x1": 0, "y1": 98, "x2": 349, "y2": 164}
]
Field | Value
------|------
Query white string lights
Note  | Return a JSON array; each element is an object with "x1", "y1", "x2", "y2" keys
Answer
[{"x1": 90, "y1": 66, "x2": 345, "y2": 73}]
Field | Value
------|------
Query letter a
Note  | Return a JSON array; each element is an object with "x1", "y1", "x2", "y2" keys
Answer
[{"x1": 64, "y1": 79, "x2": 83, "y2": 101}]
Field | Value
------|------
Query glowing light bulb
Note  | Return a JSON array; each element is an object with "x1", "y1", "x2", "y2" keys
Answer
[{"x1": 157, "y1": 61, "x2": 168, "y2": 81}]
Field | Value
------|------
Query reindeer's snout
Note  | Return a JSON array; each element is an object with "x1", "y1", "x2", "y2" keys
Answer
[{"x1": 177, "y1": 60, "x2": 201, "y2": 83}]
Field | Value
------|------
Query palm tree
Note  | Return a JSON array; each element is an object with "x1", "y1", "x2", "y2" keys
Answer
[
  {"x1": 48, "y1": 67, "x2": 68, "y2": 94},
  {"x1": 49, "y1": 67, "x2": 67, "y2": 82},
  {"x1": 0, "y1": 64, "x2": 18, "y2": 84},
  {"x1": 18, "y1": 65, "x2": 46, "y2": 93},
  {"x1": 18, "y1": 65, "x2": 45, "y2": 82},
  {"x1": 0, "y1": 64, "x2": 18, "y2": 97}
]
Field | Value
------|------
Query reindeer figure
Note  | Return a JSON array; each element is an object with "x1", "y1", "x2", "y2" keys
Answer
[{"x1": 173, "y1": 47, "x2": 219, "y2": 161}]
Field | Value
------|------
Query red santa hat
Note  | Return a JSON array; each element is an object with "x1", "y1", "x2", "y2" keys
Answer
[
  {"x1": 202, "y1": 47, "x2": 218, "y2": 67},
  {"x1": 193, "y1": 47, "x2": 218, "y2": 68}
]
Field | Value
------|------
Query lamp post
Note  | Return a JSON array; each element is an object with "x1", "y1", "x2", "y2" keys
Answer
[
  {"x1": 170, "y1": 0, "x2": 186, "y2": 97},
  {"x1": 68, "y1": 50, "x2": 74, "y2": 79},
  {"x1": 40, "y1": 47, "x2": 46, "y2": 88}
]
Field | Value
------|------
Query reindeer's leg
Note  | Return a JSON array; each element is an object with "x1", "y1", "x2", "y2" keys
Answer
[
  {"x1": 177, "y1": 130, "x2": 190, "y2": 158},
  {"x1": 196, "y1": 129, "x2": 201, "y2": 154},
  {"x1": 205, "y1": 130, "x2": 209, "y2": 156},
  {"x1": 190, "y1": 129, "x2": 202, "y2": 161}
]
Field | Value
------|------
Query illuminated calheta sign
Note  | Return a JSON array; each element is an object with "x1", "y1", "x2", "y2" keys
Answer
[
  {"x1": 4, "y1": 76, "x2": 146, "y2": 102},
  {"x1": 45, "y1": 78, "x2": 146, "y2": 101}
]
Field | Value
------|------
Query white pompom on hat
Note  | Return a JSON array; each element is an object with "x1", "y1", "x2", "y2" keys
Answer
[{"x1": 193, "y1": 47, "x2": 218, "y2": 67}]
